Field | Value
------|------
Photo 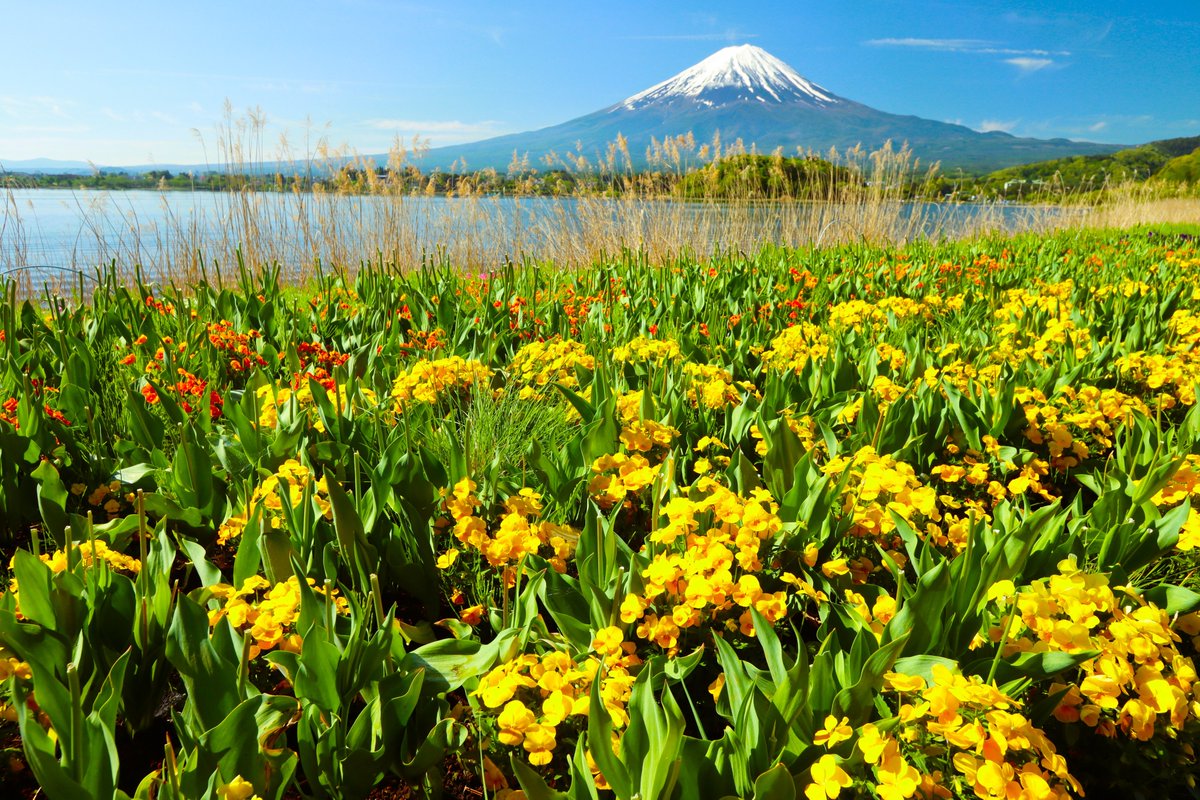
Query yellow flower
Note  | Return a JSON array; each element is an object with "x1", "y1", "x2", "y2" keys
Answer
[
  {"x1": 821, "y1": 559, "x2": 849, "y2": 578},
  {"x1": 708, "y1": 674, "x2": 725, "y2": 703},
  {"x1": 986, "y1": 580, "x2": 1015, "y2": 605},
  {"x1": 436, "y1": 549, "x2": 460, "y2": 569},
  {"x1": 217, "y1": 776, "x2": 261, "y2": 800},
  {"x1": 522, "y1": 722, "x2": 557, "y2": 765},
  {"x1": 883, "y1": 672, "x2": 927, "y2": 693},
  {"x1": 813, "y1": 715, "x2": 853, "y2": 748},
  {"x1": 856, "y1": 723, "x2": 890, "y2": 764},
  {"x1": 592, "y1": 626, "x2": 624, "y2": 657},
  {"x1": 804, "y1": 754, "x2": 852, "y2": 800},
  {"x1": 875, "y1": 754, "x2": 920, "y2": 800},
  {"x1": 497, "y1": 700, "x2": 535, "y2": 746}
]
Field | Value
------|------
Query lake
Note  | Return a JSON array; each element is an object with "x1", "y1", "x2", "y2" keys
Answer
[{"x1": 0, "y1": 188, "x2": 1083, "y2": 285}]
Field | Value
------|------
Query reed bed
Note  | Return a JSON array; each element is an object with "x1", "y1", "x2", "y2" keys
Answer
[{"x1": 1, "y1": 118, "x2": 1197, "y2": 289}]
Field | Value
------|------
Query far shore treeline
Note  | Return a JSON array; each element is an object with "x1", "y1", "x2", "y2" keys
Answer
[{"x1": 4, "y1": 132, "x2": 1198, "y2": 202}]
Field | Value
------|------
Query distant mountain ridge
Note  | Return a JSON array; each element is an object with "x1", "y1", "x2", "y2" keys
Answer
[
  {"x1": 410, "y1": 44, "x2": 1123, "y2": 174},
  {"x1": 1, "y1": 157, "x2": 100, "y2": 173}
]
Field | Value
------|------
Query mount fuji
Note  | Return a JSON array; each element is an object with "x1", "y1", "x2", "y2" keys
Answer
[{"x1": 411, "y1": 44, "x2": 1120, "y2": 173}]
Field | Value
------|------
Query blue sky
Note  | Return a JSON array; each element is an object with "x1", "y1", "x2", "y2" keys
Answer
[{"x1": 3, "y1": 0, "x2": 1198, "y2": 166}]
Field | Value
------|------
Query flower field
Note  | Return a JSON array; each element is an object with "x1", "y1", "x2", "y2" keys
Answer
[{"x1": 2, "y1": 227, "x2": 1200, "y2": 799}]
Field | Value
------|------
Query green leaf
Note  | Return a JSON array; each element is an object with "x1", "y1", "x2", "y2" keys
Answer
[
  {"x1": 511, "y1": 757, "x2": 569, "y2": 800},
  {"x1": 294, "y1": 627, "x2": 342, "y2": 714},
  {"x1": 404, "y1": 638, "x2": 495, "y2": 693},
  {"x1": 32, "y1": 459, "x2": 70, "y2": 544},
  {"x1": 165, "y1": 595, "x2": 242, "y2": 731},
  {"x1": 586, "y1": 672, "x2": 632, "y2": 800},
  {"x1": 1002, "y1": 650, "x2": 1098, "y2": 681},
  {"x1": 1143, "y1": 584, "x2": 1200, "y2": 615},
  {"x1": 753, "y1": 763, "x2": 797, "y2": 800},
  {"x1": 890, "y1": 655, "x2": 958, "y2": 687},
  {"x1": 325, "y1": 470, "x2": 378, "y2": 589}
]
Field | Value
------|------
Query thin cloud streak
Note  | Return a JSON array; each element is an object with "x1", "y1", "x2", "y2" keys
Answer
[
  {"x1": 978, "y1": 119, "x2": 1019, "y2": 133},
  {"x1": 1005, "y1": 57, "x2": 1055, "y2": 73},
  {"x1": 866, "y1": 38, "x2": 1069, "y2": 57}
]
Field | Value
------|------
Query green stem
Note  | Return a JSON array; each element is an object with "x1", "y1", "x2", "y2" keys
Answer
[
  {"x1": 67, "y1": 663, "x2": 82, "y2": 782},
  {"x1": 987, "y1": 600, "x2": 1021, "y2": 686}
]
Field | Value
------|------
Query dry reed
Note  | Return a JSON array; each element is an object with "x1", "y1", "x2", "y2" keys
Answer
[{"x1": 1, "y1": 109, "x2": 1197, "y2": 288}]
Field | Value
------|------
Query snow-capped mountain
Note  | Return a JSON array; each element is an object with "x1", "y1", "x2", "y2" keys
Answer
[
  {"x1": 410, "y1": 45, "x2": 1119, "y2": 173},
  {"x1": 619, "y1": 44, "x2": 838, "y2": 110}
]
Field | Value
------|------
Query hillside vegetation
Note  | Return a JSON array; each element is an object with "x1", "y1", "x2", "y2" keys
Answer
[
  {"x1": 673, "y1": 153, "x2": 861, "y2": 199},
  {"x1": 974, "y1": 135, "x2": 1200, "y2": 197}
]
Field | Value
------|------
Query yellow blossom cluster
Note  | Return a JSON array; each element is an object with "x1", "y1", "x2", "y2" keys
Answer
[
  {"x1": 821, "y1": 446, "x2": 941, "y2": 550},
  {"x1": 1092, "y1": 280, "x2": 1153, "y2": 299},
  {"x1": 1016, "y1": 385, "x2": 1149, "y2": 470},
  {"x1": 441, "y1": 479, "x2": 577, "y2": 574},
  {"x1": 1150, "y1": 455, "x2": 1200, "y2": 550},
  {"x1": 216, "y1": 775, "x2": 263, "y2": 800},
  {"x1": 681, "y1": 362, "x2": 757, "y2": 410},
  {"x1": 615, "y1": 391, "x2": 679, "y2": 456},
  {"x1": 588, "y1": 453, "x2": 660, "y2": 510},
  {"x1": 612, "y1": 335, "x2": 682, "y2": 364},
  {"x1": 1117, "y1": 310, "x2": 1200, "y2": 409},
  {"x1": 760, "y1": 323, "x2": 832, "y2": 373},
  {"x1": 928, "y1": 435, "x2": 1049, "y2": 510},
  {"x1": 847, "y1": 666, "x2": 1082, "y2": 800},
  {"x1": 39, "y1": 539, "x2": 143, "y2": 576},
  {"x1": 255, "y1": 381, "x2": 377, "y2": 431},
  {"x1": 218, "y1": 458, "x2": 333, "y2": 545},
  {"x1": 509, "y1": 339, "x2": 593, "y2": 399},
  {"x1": 475, "y1": 646, "x2": 637, "y2": 767},
  {"x1": 844, "y1": 589, "x2": 898, "y2": 639},
  {"x1": 990, "y1": 283, "x2": 1092, "y2": 366},
  {"x1": 207, "y1": 575, "x2": 349, "y2": 660},
  {"x1": 0, "y1": 643, "x2": 31, "y2": 683},
  {"x1": 876, "y1": 342, "x2": 908, "y2": 371},
  {"x1": 70, "y1": 479, "x2": 136, "y2": 520},
  {"x1": 2, "y1": 541, "x2": 139, "y2": 622},
  {"x1": 1004, "y1": 559, "x2": 1200, "y2": 744},
  {"x1": 389, "y1": 356, "x2": 492, "y2": 410},
  {"x1": 692, "y1": 436, "x2": 732, "y2": 476},
  {"x1": 622, "y1": 479, "x2": 787, "y2": 651},
  {"x1": 827, "y1": 296, "x2": 929, "y2": 332},
  {"x1": 871, "y1": 375, "x2": 911, "y2": 413},
  {"x1": 921, "y1": 360, "x2": 1003, "y2": 395}
]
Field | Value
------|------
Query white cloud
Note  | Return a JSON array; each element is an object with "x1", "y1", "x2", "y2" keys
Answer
[
  {"x1": 1005, "y1": 57, "x2": 1054, "y2": 73},
  {"x1": 866, "y1": 38, "x2": 1068, "y2": 57},
  {"x1": 978, "y1": 119, "x2": 1019, "y2": 133},
  {"x1": 867, "y1": 37, "x2": 992, "y2": 51},
  {"x1": 1088, "y1": 120, "x2": 1109, "y2": 132}
]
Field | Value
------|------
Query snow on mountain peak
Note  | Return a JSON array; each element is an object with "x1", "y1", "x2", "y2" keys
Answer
[{"x1": 619, "y1": 44, "x2": 839, "y2": 111}]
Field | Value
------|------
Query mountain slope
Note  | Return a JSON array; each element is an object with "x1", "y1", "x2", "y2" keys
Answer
[{"x1": 411, "y1": 44, "x2": 1121, "y2": 174}]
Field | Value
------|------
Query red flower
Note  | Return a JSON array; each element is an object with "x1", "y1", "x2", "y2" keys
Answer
[{"x1": 209, "y1": 390, "x2": 224, "y2": 420}]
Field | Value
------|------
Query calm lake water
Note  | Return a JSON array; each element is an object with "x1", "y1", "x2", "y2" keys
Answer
[{"x1": 0, "y1": 188, "x2": 1083, "y2": 283}]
